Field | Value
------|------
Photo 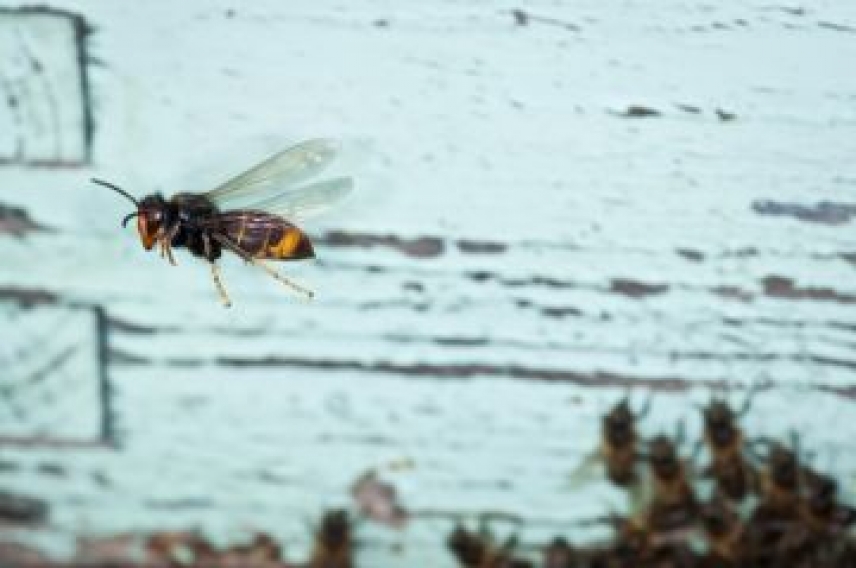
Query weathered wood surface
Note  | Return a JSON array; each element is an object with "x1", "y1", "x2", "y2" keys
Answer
[
  {"x1": 1, "y1": 0, "x2": 856, "y2": 565},
  {"x1": 0, "y1": 7, "x2": 90, "y2": 165},
  {"x1": 0, "y1": 302, "x2": 104, "y2": 443}
]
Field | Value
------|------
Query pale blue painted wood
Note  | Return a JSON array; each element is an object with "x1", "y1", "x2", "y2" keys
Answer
[{"x1": 1, "y1": 1, "x2": 856, "y2": 565}]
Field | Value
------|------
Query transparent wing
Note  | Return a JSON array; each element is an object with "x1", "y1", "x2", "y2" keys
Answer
[
  {"x1": 245, "y1": 176, "x2": 353, "y2": 220},
  {"x1": 568, "y1": 449, "x2": 603, "y2": 489},
  {"x1": 203, "y1": 139, "x2": 339, "y2": 206}
]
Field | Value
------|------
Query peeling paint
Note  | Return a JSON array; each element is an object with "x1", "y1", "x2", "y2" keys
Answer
[
  {"x1": 676, "y1": 248, "x2": 705, "y2": 262},
  {"x1": 762, "y1": 275, "x2": 856, "y2": 304},
  {"x1": 456, "y1": 239, "x2": 507, "y2": 254},
  {"x1": 319, "y1": 230, "x2": 445, "y2": 258},
  {"x1": 752, "y1": 200, "x2": 856, "y2": 225},
  {"x1": 0, "y1": 286, "x2": 57, "y2": 306},
  {"x1": 610, "y1": 278, "x2": 669, "y2": 298},
  {"x1": 0, "y1": 203, "x2": 50, "y2": 236}
]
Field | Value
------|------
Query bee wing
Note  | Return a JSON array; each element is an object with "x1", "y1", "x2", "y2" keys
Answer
[
  {"x1": 203, "y1": 139, "x2": 340, "y2": 207},
  {"x1": 568, "y1": 450, "x2": 604, "y2": 488},
  {"x1": 244, "y1": 176, "x2": 354, "y2": 220}
]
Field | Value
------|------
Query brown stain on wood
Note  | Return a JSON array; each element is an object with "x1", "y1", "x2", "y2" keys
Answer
[
  {"x1": 0, "y1": 490, "x2": 49, "y2": 525},
  {"x1": 615, "y1": 105, "x2": 662, "y2": 118},
  {"x1": 467, "y1": 270, "x2": 578, "y2": 289},
  {"x1": 468, "y1": 272, "x2": 672, "y2": 299},
  {"x1": 320, "y1": 230, "x2": 445, "y2": 259},
  {"x1": 752, "y1": 200, "x2": 856, "y2": 225},
  {"x1": 711, "y1": 285, "x2": 755, "y2": 302},
  {"x1": 762, "y1": 276, "x2": 856, "y2": 304},
  {"x1": 821, "y1": 385, "x2": 856, "y2": 400},
  {"x1": 456, "y1": 239, "x2": 507, "y2": 254},
  {"x1": 0, "y1": 286, "x2": 57, "y2": 307},
  {"x1": 676, "y1": 248, "x2": 705, "y2": 262},
  {"x1": 318, "y1": 232, "x2": 512, "y2": 258},
  {"x1": 610, "y1": 278, "x2": 670, "y2": 298},
  {"x1": 0, "y1": 204, "x2": 51, "y2": 237},
  {"x1": 508, "y1": 8, "x2": 580, "y2": 31},
  {"x1": 818, "y1": 21, "x2": 856, "y2": 33},
  {"x1": 540, "y1": 306, "x2": 583, "y2": 318}
]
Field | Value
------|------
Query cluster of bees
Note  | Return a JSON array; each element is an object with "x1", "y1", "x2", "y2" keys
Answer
[
  {"x1": 447, "y1": 395, "x2": 856, "y2": 568},
  {"x1": 142, "y1": 509, "x2": 352, "y2": 567},
  {"x1": 35, "y1": 395, "x2": 852, "y2": 568}
]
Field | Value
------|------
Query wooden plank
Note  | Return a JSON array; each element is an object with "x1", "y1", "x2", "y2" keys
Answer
[{"x1": 1, "y1": 1, "x2": 856, "y2": 566}]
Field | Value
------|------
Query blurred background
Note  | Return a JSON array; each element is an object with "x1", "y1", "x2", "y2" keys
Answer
[{"x1": 1, "y1": 1, "x2": 855, "y2": 566}]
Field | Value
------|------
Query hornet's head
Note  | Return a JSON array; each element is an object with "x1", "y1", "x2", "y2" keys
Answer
[
  {"x1": 92, "y1": 179, "x2": 169, "y2": 251},
  {"x1": 134, "y1": 194, "x2": 171, "y2": 251}
]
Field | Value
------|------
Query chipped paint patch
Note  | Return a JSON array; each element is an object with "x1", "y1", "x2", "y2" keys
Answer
[{"x1": 752, "y1": 200, "x2": 856, "y2": 225}]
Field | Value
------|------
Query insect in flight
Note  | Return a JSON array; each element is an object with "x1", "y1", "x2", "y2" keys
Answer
[{"x1": 92, "y1": 139, "x2": 353, "y2": 307}]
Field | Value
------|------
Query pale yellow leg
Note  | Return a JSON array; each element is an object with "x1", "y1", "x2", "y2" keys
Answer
[
  {"x1": 210, "y1": 263, "x2": 232, "y2": 308},
  {"x1": 213, "y1": 234, "x2": 314, "y2": 300},
  {"x1": 157, "y1": 227, "x2": 178, "y2": 266},
  {"x1": 164, "y1": 226, "x2": 179, "y2": 266},
  {"x1": 162, "y1": 239, "x2": 177, "y2": 266},
  {"x1": 248, "y1": 256, "x2": 314, "y2": 300}
]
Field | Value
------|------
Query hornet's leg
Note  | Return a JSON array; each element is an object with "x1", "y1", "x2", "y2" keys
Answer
[
  {"x1": 158, "y1": 224, "x2": 180, "y2": 266},
  {"x1": 203, "y1": 233, "x2": 231, "y2": 307},
  {"x1": 213, "y1": 234, "x2": 314, "y2": 300},
  {"x1": 159, "y1": 240, "x2": 177, "y2": 266},
  {"x1": 210, "y1": 262, "x2": 232, "y2": 308}
]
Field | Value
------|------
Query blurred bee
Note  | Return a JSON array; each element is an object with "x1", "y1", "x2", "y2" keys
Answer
[
  {"x1": 744, "y1": 440, "x2": 804, "y2": 565},
  {"x1": 601, "y1": 397, "x2": 649, "y2": 487},
  {"x1": 799, "y1": 466, "x2": 856, "y2": 535},
  {"x1": 616, "y1": 512, "x2": 698, "y2": 568},
  {"x1": 699, "y1": 496, "x2": 744, "y2": 566},
  {"x1": 351, "y1": 469, "x2": 409, "y2": 529},
  {"x1": 608, "y1": 516, "x2": 652, "y2": 565},
  {"x1": 571, "y1": 397, "x2": 649, "y2": 495},
  {"x1": 447, "y1": 524, "x2": 486, "y2": 567},
  {"x1": 144, "y1": 531, "x2": 215, "y2": 567},
  {"x1": 757, "y1": 441, "x2": 802, "y2": 515},
  {"x1": 699, "y1": 396, "x2": 756, "y2": 502},
  {"x1": 644, "y1": 434, "x2": 697, "y2": 533},
  {"x1": 602, "y1": 515, "x2": 694, "y2": 568},
  {"x1": 223, "y1": 533, "x2": 282, "y2": 565},
  {"x1": 94, "y1": 139, "x2": 353, "y2": 307},
  {"x1": 542, "y1": 537, "x2": 582, "y2": 568},
  {"x1": 446, "y1": 523, "x2": 532, "y2": 568},
  {"x1": 309, "y1": 509, "x2": 354, "y2": 568},
  {"x1": 755, "y1": 440, "x2": 856, "y2": 537}
]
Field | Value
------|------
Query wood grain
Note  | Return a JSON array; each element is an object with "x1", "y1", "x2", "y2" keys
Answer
[{"x1": 1, "y1": 1, "x2": 855, "y2": 566}]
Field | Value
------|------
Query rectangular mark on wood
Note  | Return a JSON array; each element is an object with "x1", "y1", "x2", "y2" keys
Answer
[
  {"x1": 0, "y1": 301, "x2": 112, "y2": 446},
  {"x1": 0, "y1": 7, "x2": 92, "y2": 166}
]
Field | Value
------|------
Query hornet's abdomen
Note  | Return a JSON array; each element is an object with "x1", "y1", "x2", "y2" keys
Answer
[{"x1": 219, "y1": 211, "x2": 315, "y2": 261}]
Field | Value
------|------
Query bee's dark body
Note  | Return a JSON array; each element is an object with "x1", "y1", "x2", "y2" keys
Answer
[
  {"x1": 216, "y1": 209, "x2": 315, "y2": 261},
  {"x1": 601, "y1": 398, "x2": 647, "y2": 487},
  {"x1": 137, "y1": 192, "x2": 315, "y2": 263},
  {"x1": 701, "y1": 398, "x2": 756, "y2": 503},
  {"x1": 310, "y1": 510, "x2": 354, "y2": 568}
]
